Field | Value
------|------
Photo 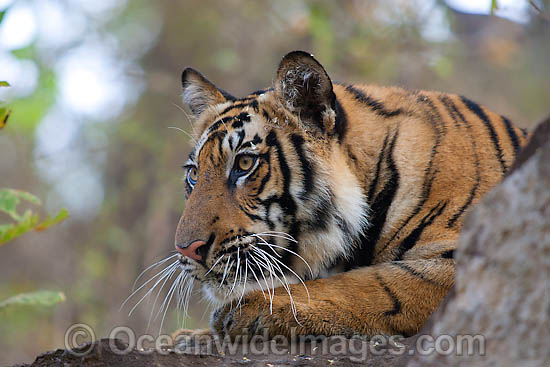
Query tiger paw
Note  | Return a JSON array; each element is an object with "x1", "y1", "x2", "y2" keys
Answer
[
  {"x1": 172, "y1": 328, "x2": 217, "y2": 354},
  {"x1": 210, "y1": 291, "x2": 295, "y2": 341}
]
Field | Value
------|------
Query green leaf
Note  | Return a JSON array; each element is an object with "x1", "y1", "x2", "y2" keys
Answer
[
  {"x1": 0, "y1": 189, "x2": 68, "y2": 246},
  {"x1": 0, "y1": 107, "x2": 10, "y2": 129},
  {"x1": 0, "y1": 81, "x2": 9, "y2": 87},
  {"x1": 0, "y1": 212, "x2": 39, "y2": 245},
  {"x1": 34, "y1": 208, "x2": 69, "y2": 231},
  {"x1": 0, "y1": 11, "x2": 6, "y2": 25},
  {"x1": 0, "y1": 290, "x2": 66, "y2": 309},
  {"x1": 0, "y1": 188, "x2": 41, "y2": 221}
]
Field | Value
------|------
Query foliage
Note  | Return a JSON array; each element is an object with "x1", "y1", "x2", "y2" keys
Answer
[
  {"x1": 0, "y1": 290, "x2": 65, "y2": 310},
  {"x1": 0, "y1": 81, "x2": 10, "y2": 129},
  {"x1": 0, "y1": 188, "x2": 67, "y2": 312},
  {"x1": 0, "y1": 189, "x2": 68, "y2": 246}
]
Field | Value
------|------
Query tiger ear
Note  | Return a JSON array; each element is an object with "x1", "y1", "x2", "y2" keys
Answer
[
  {"x1": 181, "y1": 68, "x2": 236, "y2": 117},
  {"x1": 274, "y1": 51, "x2": 336, "y2": 132}
]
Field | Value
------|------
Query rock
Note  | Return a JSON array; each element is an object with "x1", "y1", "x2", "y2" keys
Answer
[
  {"x1": 20, "y1": 337, "x2": 416, "y2": 367},
  {"x1": 409, "y1": 117, "x2": 550, "y2": 366}
]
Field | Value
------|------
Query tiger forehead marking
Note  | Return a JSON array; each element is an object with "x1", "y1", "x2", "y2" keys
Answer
[{"x1": 173, "y1": 49, "x2": 528, "y2": 338}]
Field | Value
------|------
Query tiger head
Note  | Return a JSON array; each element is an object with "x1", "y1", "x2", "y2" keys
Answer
[{"x1": 175, "y1": 51, "x2": 368, "y2": 304}]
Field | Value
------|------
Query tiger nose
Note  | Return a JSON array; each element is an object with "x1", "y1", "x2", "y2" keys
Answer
[{"x1": 176, "y1": 240, "x2": 208, "y2": 261}]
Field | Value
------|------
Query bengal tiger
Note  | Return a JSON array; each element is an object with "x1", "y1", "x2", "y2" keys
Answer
[{"x1": 171, "y1": 51, "x2": 528, "y2": 342}]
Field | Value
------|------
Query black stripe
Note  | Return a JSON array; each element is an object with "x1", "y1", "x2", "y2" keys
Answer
[
  {"x1": 240, "y1": 134, "x2": 263, "y2": 150},
  {"x1": 438, "y1": 95, "x2": 461, "y2": 129},
  {"x1": 392, "y1": 261, "x2": 443, "y2": 287},
  {"x1": 345, "y1": 85, "x2": 403, "y2": 117},
  {"x1": 249, "y1": 88, "x2": 273, "y2": 96},
  {"x1": 219, "y1": 103, "x2": 249, "y2": 116},
  {"x1": 501, "y1": 115, "x2": 520, "y2": 156},
  {"x1": 417, "y1": 94, "x2": 447, "y2": 136},
  {"x1": 248, "y1": 99, "x2": 259, "y2": 112},
  {"x1": 333, "y1": 97, "x2": 348, "y2": 142},
  {"x1": 447, "y1": 178, "x2": 479, "y2": 228},
  {"x1": 265, "y1": 130, "x2": 299, "y2": 267},
  {"x1": 239, "y1": 204, "x2": 263, "y2": 222},
  {"x1": 256, "y1": 153, "x2": 271, "y2": 196},
  {"x1": 441, "y1": 250, "x2": 454, "y2": 259},
  {"x1": 235, "y1": 112, "x2": 251, "y2": 122},
  {"x1": 290, "y1": 134, "x2": 314, "y2": 198},
  {"x1": 460, "y1": 96, "x2": 507, "y2": 173},
  {"x1": 216, "y1": 133, "x2": 225, "y2": 160},
  {"x1": 443, "y1": 95, "x2": 467, "y2": 123},
  {"x1": 439, "y1": 96, "x2": 481, "y2": 228},
  {"x1": 378, "y1": 94, "x2": 445, "y2": 252},
  {"x1": 307, "y1": 194, "x2": 333, "y2": 232},
  {"x1": 375, "y1": 273, "x2": 401, "y2": 316},
  {"x1": 206, "y1": 117, "x2": 232, "y2": 134},
  {"x1": 379, "y1": 132, "x2": 440, "y2": 252},
  {"x1": 262, "y1": 109, "x2": 271, "y2": 121},
  {"x1": 345, "y1": 130, "x2": 399, "y2": 270},
  {"x1": 235, "y1": 130, "x2": 246, "y2": 149},
  {"x1": 366, "y1": 133, "x2": 390, "y2": 204},
  {"x1": 393, "y1": 201, "x2": 448, "y2": 261},
  {"x1": 199, "y1": 130, "x2": 227, "y2": 164}
]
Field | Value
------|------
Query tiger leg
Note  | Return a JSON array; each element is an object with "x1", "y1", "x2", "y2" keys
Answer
[{"x1": 211, "y1": 257, "x2": 454, "y2": 339}]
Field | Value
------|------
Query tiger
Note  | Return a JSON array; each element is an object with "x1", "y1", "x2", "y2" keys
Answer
[{"x1": 172, "y1": 50, "x2": 529, "y2": 342}]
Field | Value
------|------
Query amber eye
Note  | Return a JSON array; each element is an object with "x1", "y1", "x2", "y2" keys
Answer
[
  {"x1": 236, "y1": 155, "x2": 255, "y2": 172},
  {"x1": 187, "y1": 166, "x2": 198, "y2": 186}
]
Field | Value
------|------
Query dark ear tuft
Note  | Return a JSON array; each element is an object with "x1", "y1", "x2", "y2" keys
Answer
[
  {"x1": 181, "y1": 68, "x2": 235, "y2": 117},
  {"x1": 274, "y1": 51, "x2": 335, "y2": 131}
]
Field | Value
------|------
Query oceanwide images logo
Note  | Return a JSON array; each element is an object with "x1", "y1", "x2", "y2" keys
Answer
[{"x1": 64, "y1": 323, "x2": 485, "y2": 361}]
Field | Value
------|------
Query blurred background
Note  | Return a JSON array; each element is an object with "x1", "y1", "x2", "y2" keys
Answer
[{"x1": 0, "y1": 0, "x2": 548, "y2": 364}]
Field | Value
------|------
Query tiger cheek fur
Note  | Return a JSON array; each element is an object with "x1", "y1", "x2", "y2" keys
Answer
[{"x1": 173, "y1": 51, "x2": 529, "y2": 341}]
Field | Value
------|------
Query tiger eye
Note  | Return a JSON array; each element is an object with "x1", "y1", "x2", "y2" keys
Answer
[
  {"x1": 237, "y1": 155, "x2": 254, "y2": 171},
  {"x1": 188, "y1": 167, "x2": 198, "y2": 182}
]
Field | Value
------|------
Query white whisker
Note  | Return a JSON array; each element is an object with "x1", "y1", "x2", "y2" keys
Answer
[
  {"x1": 171, "y1": 102, "x2": 199, "y2": 138},
  {"x1": 146, "y1": 264, "x2": 180, "y2": 330},
  {"x1": 205, "y1": 254, "x2": 225, "y2": 276},
  {"x1": 229, "y1": 251, "x2": 240, "y2": 296},
  {"x1": 253, "y1": 237, "x2": 314, "y2": 279},
  {"x1": 237, "y1": 258, "x2": 248, "y2": 308},
  {"x1": 168, "y1": 126, "x2": 197, "y2": 143},
  {"x1": 132, "y1": 254, "x2": 179, "y2": 291},
  {"x1": 255, "y1": 245, "x2": 310, "y2": 301},
  {"x1": 255, "y1": 232, "x2": 297, "y2": 243},
  {"x1": 220, "y1": 259, "x2": 234, "y2": 288},
  {"x1": 253, "y1": 247, "x2": 302, "y2": 325},
  {"x1": 150, "y1": 265, "x2": 180, "y2": 320},
  {"x1": 249, "y1": 252, "x2": 273, "y2": 307},
  {"x1": 247, "y1": 257, "x2": 267, "y2": 299},
  {"x1": 254, "y1": 235, "x2": 283, "y2": 258},
  {"x1": 159, "y1": 271, "x2": 183, "y2": 333},
  {"x1": 122, "y1": 260, "x2": 179, "y2": 314}
]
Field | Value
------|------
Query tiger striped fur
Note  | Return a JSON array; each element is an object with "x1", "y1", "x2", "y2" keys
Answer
[{"x1": 173, "y1": 51, "x2": 529, "y2": 340}]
